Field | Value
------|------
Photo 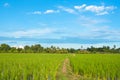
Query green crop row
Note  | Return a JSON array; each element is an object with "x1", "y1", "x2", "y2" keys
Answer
[
  {"x1": 0, "y1": 53, "x2": 120, "y2": 80},
  {"x1": 0, "y1": 54, "x2": 67, "y2": 80},
  {"x1": 69, "y1": 54, "x2": 120, "y2": 80}
]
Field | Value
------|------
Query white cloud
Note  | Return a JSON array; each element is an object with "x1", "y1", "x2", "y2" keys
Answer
[
  {"x1": 106, "y1": 6, "x2": 115, "y2": 10},
  {"x1": 85, "y1": 5, "x2": 104, "y2": 12},
  {"x1": 32, "y1": 11, "x2": 41, "y2": 15},
  {"x1": 1, "y1": 28, "x2": 56, "y2": 38},
  {"x1": 77, "y1": 16, "x2": 108, "y2": 27},
  {"x1": 91, "y1": 29, "x2": 120, "y2": 40},
  {"x1": 58, "y1": 6, "x2": 76, "y2": 14},
  {"x1": 14, "y1": 28, "x2": 54, "y2": 38},
  {"x1": 85, "y1": 5, "x2": 114, "y2": 15},
  {"x1": 74, "y1": 4, "x2": 86, "y2": 10},
  {"x1": 74, "y1": 4, "x2": 116, "y2": 15},
  {"x1": 3, "y1": 3, "x2": 10, "y2": 7},
  {"x1": 75, "y1": 16, "x2": 120, "y2": 40},
  {"x1": 27, "y1": 4, "x2": 115, "y2": 15},
  {"x1": 44, "y1": 10, "x2": 59, "y2": 14},
  {"x1": 96, "y1": 11, "x2": 108, "y2": 15}
]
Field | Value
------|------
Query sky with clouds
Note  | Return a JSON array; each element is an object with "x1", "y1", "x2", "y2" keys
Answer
[{"x1": 0, "y1": 0, "x2": 120, "y2": 48}]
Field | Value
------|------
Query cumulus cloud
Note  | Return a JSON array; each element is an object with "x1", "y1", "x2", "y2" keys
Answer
[
  {"x1": 27, "y1": 4, "x2": 116, "y2": 15},
  {"x1": 74, "y1": 4, "x2": 116, "y2": 15},
  {"x1": 44, "y1": 10, "x2": 59, "y2": 14},
  {"x1": 3, "y1": 3, "x2": 10, "y2": 7},
  {"x1": 85, "y1": 5, "x2": 115, "y2": 15},
  {"x1": 58, "y1": 6, "x2": 76, "y2": 14},
  {"x1": 74, "y1": 4, "x2": 86, "y2": 10}
]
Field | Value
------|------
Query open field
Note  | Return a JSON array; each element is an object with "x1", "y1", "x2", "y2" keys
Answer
[
  {"x1": 0, "y1": 53, "x2": 120, "y2": 80},
  {"x1": 70, "y1": 54, "x2": 120, "y2": 80},
  {"x1": 0, "y1": 54, "x2": 67, "y2": 80}
]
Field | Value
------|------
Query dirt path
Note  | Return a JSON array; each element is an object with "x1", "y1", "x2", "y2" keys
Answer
[
  {"x1": 56, "y1": 58, "x2": 80, "y2": 80},
  {"x1": 62, "y1": 58, "x2": 69, "y2": 74}
]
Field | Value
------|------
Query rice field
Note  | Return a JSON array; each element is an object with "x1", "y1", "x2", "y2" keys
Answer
[
  {"x1": 0, "y1": 53, "x2": 120, "y2": 80},
  {"x1": 69, "y1": 54, "x2": 120, "y2": 80},
  {"x1": 0, "y1": 54, "x2": 66, "y2": 80}
]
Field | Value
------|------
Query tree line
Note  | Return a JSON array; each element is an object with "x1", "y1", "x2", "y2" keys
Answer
[{"x1": 0, "y1": 43, "x2": 120, "y2": 54}]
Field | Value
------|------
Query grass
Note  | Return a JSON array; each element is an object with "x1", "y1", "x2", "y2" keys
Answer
[
  {"x1": 69, "y1": 54, "x2": 120, "y2": 80},
  {"x1": 0, "y1": 53, "x2": 120, "y2": 80},
  {"x1": 0, "y1": 53, "x2": 67, "y2": 80}
]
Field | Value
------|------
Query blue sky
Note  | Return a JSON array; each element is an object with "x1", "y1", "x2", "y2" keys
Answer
[{"x1": 0, "y1": 0, "x2": 120, "y2": 48}]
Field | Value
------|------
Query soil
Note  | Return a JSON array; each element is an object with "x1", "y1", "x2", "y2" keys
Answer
[{"x1": 56, "y1": 58, "x2": 80, "y2": 80}]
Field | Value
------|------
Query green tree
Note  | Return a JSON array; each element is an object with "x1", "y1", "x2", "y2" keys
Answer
[
  {"x1": 50, "y1": 46, "x2": 57, "y2": 53},
  {"x1": 24, "y1": 45, "x2": 31, "y2": 53},
  {"x1": 17, "y1": 48, "x2": 23, "y2": 53},
  {"x1": 10, "y1": 47, "x2": 17, "y2": 53},
  {"x1": 0, "y1": 43, "x2": 11, "y2": 53},
  {"x1": 31, "y1": 44, "x2": 43, "y2": 53}
]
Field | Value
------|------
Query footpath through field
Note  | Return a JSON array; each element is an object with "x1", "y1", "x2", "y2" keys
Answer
[{"x1": 56, "y1": 58, "x2": 80, "y2": 80}]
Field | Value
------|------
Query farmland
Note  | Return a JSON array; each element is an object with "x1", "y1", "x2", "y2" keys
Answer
[
  {"x1": 0, "y1": 53, "x2": 120, "y2": 80},
  {"x1": 0, "y1": 54, "x2": 67, "y2": 80},
  {"x1": 70, "y1": 54, "x2": 120, "y2": 80}
]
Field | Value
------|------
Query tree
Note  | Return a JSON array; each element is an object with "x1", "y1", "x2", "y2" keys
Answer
[
  {"x1": 44, "y1": 47, "x2": 51, "y2": 53},
  {"x1": 31, "y1": 44, "x2": 43, "y2": 53},
  {"x1": 60, "y1": 48, "x2": 68, "y2": 53},
  {"x1": 17, "y1": 48, "x2": 23, "y2": 53},
  {"x1": 10, "y1": 47, "x2": 17, "y2": 53},
  {"x1": 50, "y1": 46, "x2": 57, "y2": 53},
  {"x1": 24, "y1": 45, "x2": 31, "y2": 53},
  {"x1": 113, "y1": 45, "x2": 116, "y2": 49},
  {"x1": 68, "y1": 48, "x2": 76, "y2": 53},
  {"x1": 0, "y1": 43, "x2": 11, "y2": 53}
]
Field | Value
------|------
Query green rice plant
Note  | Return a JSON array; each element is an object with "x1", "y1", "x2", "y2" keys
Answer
[
  {"x1": 69, "y1": 54, "x2": 120, "y2": 80},
  {"x1": 0, "y1": 53, "x2": 66, "y2": 80}
]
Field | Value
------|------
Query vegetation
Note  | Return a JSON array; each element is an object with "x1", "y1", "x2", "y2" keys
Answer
[
  {"x1": 0, "y1": 54, "x2": 120, "y2": 80},
  {"x1": 69, "y1": 54, "x2": 120, "y2": 80},
  {"x1": 0, "y1": 43, "x2": 120, "y2": 54},
  {"x1": 0, "y1": 54, "x2": 66, "y2": 80},
  {"x1": 0, "y1": 43, "x2": 120, "y2": 80}
]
